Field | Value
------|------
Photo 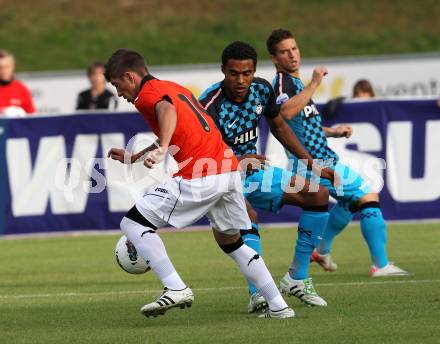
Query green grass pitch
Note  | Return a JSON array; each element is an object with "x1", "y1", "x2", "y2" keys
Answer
[{"x1": 1, "y1": 223, "x2": 439, "y2": 344}]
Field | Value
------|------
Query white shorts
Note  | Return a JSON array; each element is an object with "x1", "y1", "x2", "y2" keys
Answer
[{"x1": 135, "y1": 171, "x2": 251, "y2": 234}]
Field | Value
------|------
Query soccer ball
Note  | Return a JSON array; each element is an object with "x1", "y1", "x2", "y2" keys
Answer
[{"x1": 115, "y1": 235, "x2": 150, "y2": 274}]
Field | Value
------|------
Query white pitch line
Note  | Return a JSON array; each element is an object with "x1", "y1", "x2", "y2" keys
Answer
[
  {"x1": 317, "y1": 278, "x2": 439, "y2": 287},
  {"x1": 0, "y1": 287, "x2": 242, "y2": 300},
  {"x1": 0, "y1": 279, "x2": 439, "y2": 301}
]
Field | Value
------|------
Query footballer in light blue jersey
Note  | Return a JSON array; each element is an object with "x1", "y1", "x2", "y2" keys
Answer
[{"x1": 267, "y1": 28, "x2": 409, "y2": 277}]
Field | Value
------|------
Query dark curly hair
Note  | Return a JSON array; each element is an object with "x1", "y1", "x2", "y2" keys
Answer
[
  {"x1": 221, "y1": 41, "x2": 257, "y2": 68},
  {"x1": 266, "y1": 29, "x2": 294, "y2": 55}
]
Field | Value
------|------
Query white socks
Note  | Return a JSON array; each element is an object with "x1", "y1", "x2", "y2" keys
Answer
[
  {"x1": 120, "y1": 217, "x2": 186, "y2": 290},
  {"x1": 226, "y1": 243, "x2": 288, "y2": 311},
  {"x1": 121, "y1": 217, "x2": 289, "y2": 311}
]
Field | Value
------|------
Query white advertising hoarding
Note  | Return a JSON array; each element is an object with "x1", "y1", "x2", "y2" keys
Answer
[{"x1": 18, "y1": 53, "x2": 440, "y2": 115}]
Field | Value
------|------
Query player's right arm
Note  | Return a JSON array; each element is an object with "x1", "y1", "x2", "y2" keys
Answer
[
  {"x1": 108, "y1": 100, "x2": 178, "y2": 167},
  {"x1": 143, "y1": 100, "x2": 177, "y2": 168},
  {"x1": 252, "y1": 79, "x2": 333, "y2": 183},
  {"x1": 278, "y1": 67, "x2": 327, "y2": 120},
  {"x1": 266, "y1": 114, "x2": 334, "y2": 182},
  {"x1": 323, "y1": 125, "x2": 353, "y2": 138}
]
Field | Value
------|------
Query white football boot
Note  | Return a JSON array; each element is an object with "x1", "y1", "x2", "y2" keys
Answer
[
  {"x1": 259, "y1": 307, "x2": 295, "y2": 319},
  {"x1": 140, "y1": 287, "x2": 194, "y2": 317},
  {"x1": 279, "y1": 273, "x2": 327, "y2": 306},
  {"x1": 311, "y1": 251, "x2": 338, "y2": 272},
  {"x1": 247, "y1": 292, "x2": 268, "y2": 313},
  {"x1": 369, "y1": 263, "x2": 410, "y2": 277}
]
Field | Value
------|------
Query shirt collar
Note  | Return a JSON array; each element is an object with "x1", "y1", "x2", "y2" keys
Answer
[
  {"x1": 135, "y1": 74, "x2": 156, "y2": 103},
  {"x1": 139, "y1": 74, "x2": 156, "y2": 90}
]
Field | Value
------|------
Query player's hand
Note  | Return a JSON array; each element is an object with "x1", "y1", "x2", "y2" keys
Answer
[
  {"x1": 143, "y1": 146, "x2": 167, "y2": 169},
  {"x1": 319, "y1": 167, "x2": 340, "y2": 188},
  {"x1": 238, "y1": 154, "x2": 269, "y2": 173},
  {"x1": 320, "y1": 167, "x2": 334, "y2": 182},
  {"x1": 333, "y1": 125, "x2": 353, "y2": 138},
  {"x1": 107, "y1": 148, "x2": 132, "y2": 164},
  {"x1": 311, "y1": 66, "x2": 328, "y2": 87}
]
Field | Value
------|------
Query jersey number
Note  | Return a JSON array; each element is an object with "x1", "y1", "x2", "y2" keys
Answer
[{"x1": 178, "y1": 94, "x2": 210, "y2": 132}]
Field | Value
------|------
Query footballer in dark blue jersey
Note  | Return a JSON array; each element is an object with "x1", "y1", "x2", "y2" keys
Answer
[{"x1": 200, "y1": 41, "x2": 332, "y2": 311}]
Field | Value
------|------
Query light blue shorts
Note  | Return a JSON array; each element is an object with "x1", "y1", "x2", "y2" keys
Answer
[
  {"x1": 243, "y1": 166, "x2": 293, "y2": 213},
  {"x1": 318, "y1": 162, "x2": 371, "y2": 208},
  {"x1": 243, "y1": 162, "x2": 371, "y2": 213}
]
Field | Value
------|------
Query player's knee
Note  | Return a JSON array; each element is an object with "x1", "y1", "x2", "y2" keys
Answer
[
  {"x1": 316, "y1": 186, "x2": 329, "y2": 204},
  {"x1": 304, "y1": 185, "x2": 329, "y2": 207},
  {"x1": 351, "y1": 193, "x2": 381, "y2": 213},
  {"x1": 218, "y1": 236, "x2": 244, "y2": 253},
  {"x1": 358, "y1": 192, "x2": 380, "y2": 204},
  {"x1": 124, "y1": 206, "x2": 158, "y2": 229}
]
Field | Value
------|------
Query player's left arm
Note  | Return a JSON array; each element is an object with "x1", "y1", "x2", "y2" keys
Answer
[
  {"x1": 323, "y1": 125, "x2": 353, "y2": 138},
  {"x1": 278, "y1": 67, "x2": 327, "y2": 120},
  {"x1": 108, "y1": 141, "x2": 158, "y2": 164}
]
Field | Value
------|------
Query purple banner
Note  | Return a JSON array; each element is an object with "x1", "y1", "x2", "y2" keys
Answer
[
  {"x1": 257, "y1": 99, "x2": 440, "y2": 223},
  {"x1": 1, "y1": 99, "x2": 439, "y2": 235}
]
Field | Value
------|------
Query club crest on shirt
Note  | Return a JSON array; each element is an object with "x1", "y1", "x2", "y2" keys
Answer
[
  {"x1": 276, "y1": 93, "x2": 289, "y2": 105},
  {"x1": 256, "y1": 103, "x2": 263, "y2": 115}
]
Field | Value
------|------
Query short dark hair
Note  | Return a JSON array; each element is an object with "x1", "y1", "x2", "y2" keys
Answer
[
  {"x1": 266, "y1": 29, "x2": 295, "y2": 55},
  {"x1": 87, "y1": 61, "x2": 105, "y2": 76},
  {"x1": 221, "y1": 41, "x2": 257, "y2": 68},
  {"x1": 353, "y1": 79, "x2": 375, "y2": 97},
  {"x1": 104, "y1": 49, "x2": 148, "y2": 81}
]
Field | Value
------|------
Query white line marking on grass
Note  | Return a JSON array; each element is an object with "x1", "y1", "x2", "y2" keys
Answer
[
  {"x1": 0, "y1": 279, "x2": 439, "y2": 301},
  {"x1": 2, "y1": 219, "x2": 440, "y2": 240},
  {"x1": 316, "y1": 279, "x2": 438, "y2": 287}
]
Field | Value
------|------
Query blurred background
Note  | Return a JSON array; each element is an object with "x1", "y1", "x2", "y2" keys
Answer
[
  {"x1": 3, "y1": 0, "x2": 440, "y2": 69},
  {"x1": 0, "y1": 0, "x2": 439, "y2": 234},
  {"x1": 1, "y1": 0, "x2": 439, "y2": 113}
]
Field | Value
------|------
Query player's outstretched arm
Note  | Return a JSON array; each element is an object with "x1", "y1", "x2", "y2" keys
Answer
[
  {"x1": 107, "y1": 148, "x2": 133, "y2": 164},
  {"x1": 107, "y1": 139, "x2": 160, "y2": 164},
  {"x1": 267, "y1": 115, "x2": 314, "y2": 165},
  {"x1": 323, "y1": 125, "x2": 353, "y2": 138},
  {"x1": 267, "y1": 115, "x2": 335, "y2": 182},
  {"x1": 131, "y1": 139, "x2": 160, "y2": 163},
  {"x1": 279, "y1": 67, "x2": 327, "y2": 120}
]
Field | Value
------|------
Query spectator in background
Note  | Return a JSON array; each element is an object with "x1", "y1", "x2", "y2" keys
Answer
[
  {"x1": 76, "y1": 62, "x2": 118, "y2": 110},
  {"x1": 322, "y1": 78, "x2": 375, "y2": 119},
  {"x1": 352, "y1": 79, "x2": 375, "y2": 98},
  {"x1": 0, "y1": 49, "x2": 36, "y2": 117}
]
